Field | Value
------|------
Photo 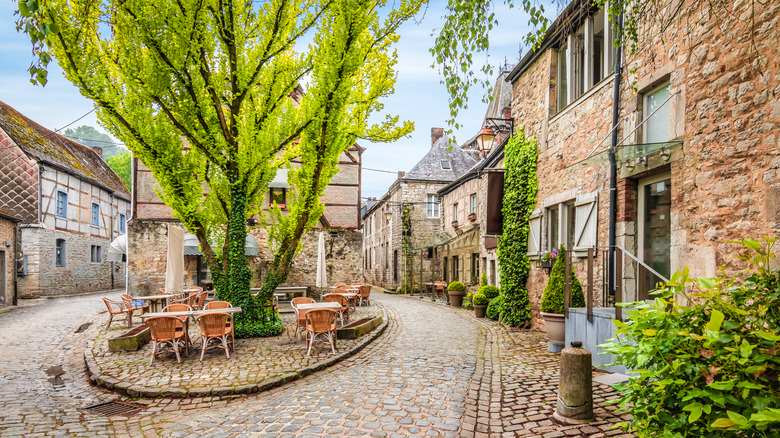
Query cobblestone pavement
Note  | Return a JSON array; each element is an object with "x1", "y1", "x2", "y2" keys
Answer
[{"x1": 0, "y1": 291, "x2": 633, "y2": 437}]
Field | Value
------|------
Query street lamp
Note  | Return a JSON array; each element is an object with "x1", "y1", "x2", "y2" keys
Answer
[
  {"x1": 385, "y1": 209, "x2": 392, "y2": 221},
  {"x1": 476, "y1": 128, "x2": 496, "y2": 154},
  {"x1": 476, "y1": 117, "x2": 514, "y2": 156}
]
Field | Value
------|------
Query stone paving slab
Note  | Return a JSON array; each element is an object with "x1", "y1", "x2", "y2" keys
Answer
[{"x1": 87, "y1": 305, "x2": 386, "y2": 398}]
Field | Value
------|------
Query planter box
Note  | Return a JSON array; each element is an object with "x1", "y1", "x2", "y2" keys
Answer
[
  {"x1": 336, "y1": 316, "x2": 383, "y2": 339},
  {"x1": 535, "y1": 259, "x2": 555, "y2": 269},
  {"x1": 109, "y1": 325, "x2": 151, "y2": 352},
  {"x1": 451, "y1": 221, "x2": 459, "y2": 228},
  {"x1": 468, "y1": 213, "x2": 477, "y2": 221}
]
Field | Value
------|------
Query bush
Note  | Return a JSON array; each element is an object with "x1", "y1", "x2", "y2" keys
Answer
[
  {"x1": 481, "y1": 271, "x2": 488, "y2": 286},
  {"x1": 463, "y1": 291, "x2": 475, "y2": 310},
  {"x1": 447, "y1": 281, "x2": 465, "y2": 292},
  {"x1": 540, "y1": 246, "x2": 584, "y2": 314},
  {"x1": 486, "y1": 294, "x2": 503, "y2": 320},
  {"x1": 472, "y1": 292, "x2": 488, "y2": 306},
  {"x1": 601, "y1": 237, "x2": 780, "y2": 437},
  {"x1": 479, "y1": 285, "x2": 500, "y2": 300}
]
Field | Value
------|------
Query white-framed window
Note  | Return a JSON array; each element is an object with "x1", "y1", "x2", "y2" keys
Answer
[
  {"x1": 452, "y1": 203, "x2": 459, "y2": 223},
  {"x1": 55, "y1": 190, "x2": 68, "y2": 219},
  {"x1": 643, "y1": 83, "x2": 671, "y2": 144},
  {"x1": 91, "y1": 202, "x2": 100, "y2": 227},
  {"x1": 528, "y1": 210, "x2": 542, "y2": 257},
  {"x1": 547, "y1": 205, "x2": 560, "y2": 250},
  {"x1": 118, "y1": 213, "x2": 126, "y2": 234},
  {"x1": 90, "y1": 245, "x2": 102, "y2": 263},
  {"x1": 557, "y1": 7, "x2": 614, "y2": 110},
  {"x1": 426, "y1": 195, "x2": 440, "y2": 218},
  {"x1": 541, "y1": 193, "x2": 599, "y2": 257},
  {"x1": 470, "y1": 193, "x2": 477, "y2": 215},
  {"x1": 55, "y1": 239, "x2": 66, "y2": 267}
]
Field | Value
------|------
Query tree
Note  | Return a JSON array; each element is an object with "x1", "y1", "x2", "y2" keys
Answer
[
  {"x1": 105, "y1": 151, "x2": 131, "y2": 190},
  {"x1": 18, "y1": 0, "x2": 421, "y2": 337},
  {"x1": 63, "y1": 125, "x2": 127, "y2": 158}
]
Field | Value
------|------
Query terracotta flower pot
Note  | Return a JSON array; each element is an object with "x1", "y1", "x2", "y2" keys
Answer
[
  {"x1": 448, "y1": 290, "x2": 466, "y2": 307},
  {"x1": 468, "y1": 213, "x2": 477, "y2": 221},
  {"x1": 474, "y1": 304, "x2": 488, "y2": 318},
  {"x1": 541, "y1": 311, "x2": 565, "y2": 345},
  {"x1": 451, "y1": 220, "x2": 459, "y2": 228}
]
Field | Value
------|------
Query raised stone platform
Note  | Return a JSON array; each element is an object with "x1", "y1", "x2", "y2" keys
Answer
[{"x1": 85, "y1": 304, "x2": 386, "y2": 398}]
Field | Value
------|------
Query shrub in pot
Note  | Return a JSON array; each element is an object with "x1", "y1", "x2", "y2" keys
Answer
[
  {"x1": 486, "y1": 293, "x2": 503, "y2": 320},
  {"x1": 447, "y1": 281, "x2": 466, "y2": 307},
  {"x1": 472, "y1": 292, "x2": 488, "y2": 318},
  {"x1": 478, "y1": 285, "x2": 500, "y2": 300},
  {"x1": 540, "y1": 246, "x2": 584, "y2": 346}
]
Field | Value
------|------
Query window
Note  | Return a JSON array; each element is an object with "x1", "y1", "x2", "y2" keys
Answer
[
  {"x1": 471, "y1": 253, "x2": 479, "y2": 283},
  {"x1": 547, "y1": 206, "x2": 559, "y2": 250},
  {"x1": 528, "y1": 210, "x2": 542, "y2": 256},
  {"x1": 452, "y1": 203, "x2": 458, "y2": 223},
  {"x1": 426, "y1": 195, "x2": 440, "y2": 218},
  {"x1": 643, "y1": 83, "x2": 671, "y2": 143},
  {"x1": 55, "y1": 190, "x2": 68, "y2": 219},
  {"x1": 270, "y1": 188, "x2": 286, "y2": 206},
  {"x1": 557, "y1": 42, "x2": 568, "y2": 109},
  {"x1": 541, "y1": 193, "x2": 599, "y2": 257},
  {"x1": 443, "y1": 256, "x2": 448, "y2": 281},
  {"x1": 470, "y1": 193, "x2": 477, "y2": 215},
  {"x1": 440, "y1": 160, "x2": 451, "y2": 170},
  {"x1": 55, "y1": 239, "x2": 66, "y2": 267},
  {"x1": 427, "y1": 247, "x2": 434, "y2": 259},
  {"x1": 90, "y1": 245, "x2": 102, "y2": 263},
  {"x1": 91, "y1": 202, "x2": 100, "y2": 227},
  {"x1": 452, "y1": 256, "x2": 459, "y2": 281},
  {"x1": 118, "y1": 213, "x2": 126, "y2": 234}
]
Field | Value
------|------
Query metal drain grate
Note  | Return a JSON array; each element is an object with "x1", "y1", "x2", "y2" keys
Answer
[{"x1": 84, "y1": 401, "x2": 143, "y2": 417}]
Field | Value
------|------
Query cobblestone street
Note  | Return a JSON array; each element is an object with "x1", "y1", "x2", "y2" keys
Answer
[{"x1": 0, "y1": 291, "x2": 632, "y2": 437}]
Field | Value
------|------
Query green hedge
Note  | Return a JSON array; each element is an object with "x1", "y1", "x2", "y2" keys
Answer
[
  {"x1": 478, "y1": 285, "x2": 500, "y2": 300},
  {"x1": 447, "y1": 281, "x2": 465, "y2": 292},
  {"x1": 486, "y1": 294, "x2": 503, "y2": 320}
]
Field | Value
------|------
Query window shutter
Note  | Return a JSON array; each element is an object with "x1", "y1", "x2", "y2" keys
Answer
[
  {"x1": 527, "y1": 210, "x2": 541, "y2": 257},
  {"x1": 486, "y1": 171, "x2": 504, "y2": 235},
  {"x1": 573, "y1": 193, "x2": 598, "y2": 254}
]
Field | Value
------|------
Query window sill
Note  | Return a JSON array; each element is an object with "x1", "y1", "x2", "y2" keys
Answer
[{"x1": 55, "y1": 216, "x2": 68, "y2": 220}]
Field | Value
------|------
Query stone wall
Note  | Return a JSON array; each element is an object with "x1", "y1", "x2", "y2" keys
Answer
[{"x1": 0, "y1": 217, "x2": 16, "y2": 306}]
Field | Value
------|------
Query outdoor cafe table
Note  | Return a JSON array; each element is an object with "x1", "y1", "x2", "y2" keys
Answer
[
  {"x1": 132, "y1": 294, "x2": 175, "y2": 313},
  {"x1": 334, "y1": 291, "x2": 358, "y2": 310},
  {"x1": 139, "y1": 307, "x2": 243, "y2": 320}
]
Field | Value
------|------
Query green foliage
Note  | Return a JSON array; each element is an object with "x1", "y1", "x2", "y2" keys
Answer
[
  {"x1": 464, "y1": 291, "x2": 475, "y2": 310},
  {"x1": 447, "y1": 281, "x2": 465, "y2": 292},
  {"x1": 65, "y1": 125, "x2": 127, "y2": 158},
  {"x1": 478, "y1": 285, "x2": 500, "y2": 300},
  {"x1": 481, "y1": 271, "x2": 488, "y2": 286},
  {"x1": 105, "y1": 151, "x2": 131, "y2": 190},
  {"x1": 235, "y1": 315, "x2": 284, "y2": 338},
  {"x1": 497, "y1": 129, "x2": 538, "y2": 327},
  {"x1": 486, "y1": 294, "x2": 503, "y2": 320},
  {"x1": 601, "y1": 237, "x2": 780, "y2": 437},
  {"x1": 472, "y1": 292, "x2": 488, "y2": 306},
  {"x1": 19, "y1": 0, "x2": 422, "y2": 337},
  {"x1": 540, "y1": 246, "x2": 585, "y2": 314}
]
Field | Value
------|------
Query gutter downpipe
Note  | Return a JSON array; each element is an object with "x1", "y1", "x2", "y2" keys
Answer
[{"x1": 608, "y1": 9, "x2": 625, "y2": 304}]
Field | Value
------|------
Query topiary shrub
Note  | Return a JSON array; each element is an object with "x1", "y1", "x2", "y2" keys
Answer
[
  {"x1": 481, "y1": 271, "x2": 488, "y2": 286},
  {"x1": 478, "y1": 285, "x2": 500, "y2": 300},
  {"x1": 447, "y1": 281, "x2": 465, "y2": 292},
  {"x1": 463, "y1": 291, "x2": 475, "y2": 310},
  {"x1": 472, "y1": 292, "x2": 488, "y2": 306},
  {"x1": 601, "y1": 237, "x2": 780, "y2": 436},
  {"x1": 486, "y1": 294, "x2": 504, "y2": 320},
  {"x1": 540, "y1": 246, "x2": 584, "y2": 314}
]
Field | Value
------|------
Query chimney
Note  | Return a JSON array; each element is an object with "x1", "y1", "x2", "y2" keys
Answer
[
  {"x1": 431, "y1": 127, "x2": 444, "y2": 146},
  {"x1": 397, "y1": 171, "x2": 406, "y2": 179},
  {"x1": 92, "y1": 146, "x2": 103, "y2": 158}
]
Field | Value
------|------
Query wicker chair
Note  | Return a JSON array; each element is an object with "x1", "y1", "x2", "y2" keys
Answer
[
  {"x1": 146, "y1": 315, "x2": 189, "y2": 365},
  {"x1": 120, "y1": 294, "x2": 150, "y2": 323},
  {"x1": 291, "y1": 297, "x2": 315, "y2": 340},
  {"x1": 305, "y1": 309, "x2": 337, "y2": 356},
  {"x1": 163, "y1": 304, "x2": 192, "y2": 348},
  {"x1": 204, "y1": 301, "x2": 234, "y2": 350},
  {"x1": 323, "y1": 293, "x2": 349, "y2": 327},
  {"x1": 196, "y1": 313, "x2": 231, "y2": 361},
  {"x1": 357, "y1": 284, "x2": 372, "y2": 306},
  {"x1": 333, "y1": 282, "x2": 348, "y2": 288},
  {"x1": 101, "y1": 297, "x2": 133, "y2": 329}
]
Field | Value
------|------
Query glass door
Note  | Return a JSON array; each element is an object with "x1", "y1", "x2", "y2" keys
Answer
[{"x1": 638, "y1": 174, "x2": 672, "y2": 298}]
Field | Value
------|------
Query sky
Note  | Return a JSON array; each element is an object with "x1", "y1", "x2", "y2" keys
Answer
[{"x1": 0, "y1": 0, "x2": 557, "y2": 200}]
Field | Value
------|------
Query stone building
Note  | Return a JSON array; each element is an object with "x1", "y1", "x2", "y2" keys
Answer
[
  {"x1": 436, "y1": 71, "x2": 513, "y2": 288},
  {"x1": 0, "y1": 101, "x2": 131, "y2": 298},
  {"x1": 0, "y1": 210, "x2": 20, "y2": 307},
  {"x1": 128, "y1": 145, "x2": 364, "y2": 293},
  {"x1": 504, "y1": 0, "x2": 780, "y2": 354},
  {"x1": 362, "y1": 129, "x2": 479, "y2": 291}
]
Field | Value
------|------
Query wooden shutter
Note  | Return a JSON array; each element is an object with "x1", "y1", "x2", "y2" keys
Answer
[
  {"x1": 573, "y1": 193, "x2": 598, "y2": 255},
  {"x1": 486, "y1": 171, "x2": 504, "y2": 235},
  {"x1": 527, "y1": 210, "x2": 541, "y2": 256}
]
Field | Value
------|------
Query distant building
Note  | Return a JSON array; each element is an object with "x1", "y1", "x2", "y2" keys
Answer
[
  {"x1": 0, "y1": 101, "x2": 131, "y2": 299},
  {"x1": 0, "y1": 209, "x2": 20, "y2": 306},
  {"x1": 362, "y1": 128, "x2": 479, "y2": 291}
]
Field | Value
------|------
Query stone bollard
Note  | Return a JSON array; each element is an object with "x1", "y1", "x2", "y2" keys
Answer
[{"x1": 554, "y1": 341, "x2": 594, "y2": 424}]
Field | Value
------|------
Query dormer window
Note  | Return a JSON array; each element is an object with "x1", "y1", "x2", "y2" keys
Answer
[{"x1": 440, "y1": 160, "x2": 451, "y2": 170}]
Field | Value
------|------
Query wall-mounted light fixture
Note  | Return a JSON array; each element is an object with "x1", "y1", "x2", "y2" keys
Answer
[{"x1": 477, "y1": 117, "x2": 514, "y2": 156}]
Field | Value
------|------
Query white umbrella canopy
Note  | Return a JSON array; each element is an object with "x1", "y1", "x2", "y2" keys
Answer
[
  {"x1": 107, "y1": 234, "x2": 127, "y2": 262},
  {"x1": 316, "y1": 231, "x2": 327, "y2": 288},
  {"x1": 165, "y1": 225, "x2": 185, "y2": 295}
]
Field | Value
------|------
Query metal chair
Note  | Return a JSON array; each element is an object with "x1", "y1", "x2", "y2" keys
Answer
[
  {"x1": 305, "y1": 309, "x2": 337, "y2": 356},
  {"x1": 146, "y1": 315, "x2": 188, "y2": 365}
]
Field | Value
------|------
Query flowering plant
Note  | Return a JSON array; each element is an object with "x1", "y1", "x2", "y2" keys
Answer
[{"x1": 540, "y1": 248, "x2": 559, "y2": 262}]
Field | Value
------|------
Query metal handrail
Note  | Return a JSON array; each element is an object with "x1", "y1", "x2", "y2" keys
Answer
[{"x1": 614, "y1": 244, "x2": 670, "y2": 283}]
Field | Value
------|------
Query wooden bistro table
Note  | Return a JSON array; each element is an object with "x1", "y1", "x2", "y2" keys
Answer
[
  {"x1": 139, "y1": 307, "x2": 243, "y2": 320},
  {"x1": 132, "y1": 294, "x2": 176, "y2": 313}
]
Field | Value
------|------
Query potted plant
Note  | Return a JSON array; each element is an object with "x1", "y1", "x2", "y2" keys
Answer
[
  {"x1": 451, "y1": 220, "x2": 459, "y2": 228},
  {"x1": 478, "y1": 285, "x2": 500, "y2": 300},
  {"x1": 468, "y1": 212, "x2": 477, "y2": 221},
  {"x1": 447, "y1": 281, "x2": 466, "y2": 307},
  {"x1": 535, "y1": 248, "x2": 558, "y2": 269},
  {"x1": 472, "y1": 292, "x2": 488, "y2": 318},
  {"x1": 540, "y1": 246, "x2": 585, "y2": 351}
]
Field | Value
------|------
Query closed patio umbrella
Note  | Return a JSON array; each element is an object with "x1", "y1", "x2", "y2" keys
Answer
[
  {"x1": 165, "y1": 225, "x2": 185, "y2": 295},
  {"x1": 107, "y1": 234, "x2": 127, "y2": 262},
  {"x1": 316, "y1": 231, "x2": 327, "y2": 290}
]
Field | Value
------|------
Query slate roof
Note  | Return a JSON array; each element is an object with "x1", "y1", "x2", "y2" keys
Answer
[
  {"x1": 0, "y1": 101, "x2": 130, "y2": 199},
  {"x1": 403, "y1": 135, "x2": 480, "y2": 182}
]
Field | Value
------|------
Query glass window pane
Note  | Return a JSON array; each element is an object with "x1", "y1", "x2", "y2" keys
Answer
[
  {"x1": 645, "y1": 84, "x2": 671, "y2": 143},
  {"x1": 557, "y1": 44, "x2": 568, "y2": 109}
]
